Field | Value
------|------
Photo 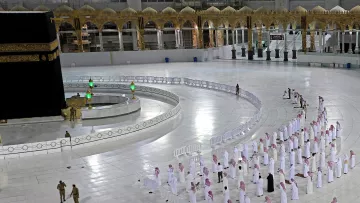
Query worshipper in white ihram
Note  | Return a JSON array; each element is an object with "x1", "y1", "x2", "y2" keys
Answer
[
  {"x1": 224, "y1": 150, "x2": 229, "y2": 169},
  {"x1": 280, "y1": 154, "x2": 286, "y2": 172},
  {"x1": 256, "y1": 175, "x2": 264, "y2": 197},
  {"x1": 272, "y1": 144, "x2": 278, "y2": 162},
  {"x1": 279, "y1": 169, "x2": 286, "y2": 189},
  {"x1": 335, "y1": 157, "x2": 342, "y2": 178},
  {"x1": 170, "y1": 174, "x2": 177, "y2": 195},
  {"x1": 330, "y1": 144, "x2": 336, "y2": 162},
  {"x1": 168, "y1": 164, "x2": 174, "y2": 184},
  {"x1": 241, "y1": 156, "x2": 248, "y2": 175},
  {"x1": 343, "y1": 154, "x2": 349, "y2": 174},
  {"x1": 207, "y1": 191, "x2": 214, "y2": 203},
  {"x1": 203, "y1": 167, "x2": 210, "y2": 185},
  {"x1": 280, "y1": 182, "x2": 287, "y2": 203},
  {"x1": 289, "y1": 164, "x2": 295, "y2": 181},
  {"x1": 239, "y1": 181, "x2": 246, "y2": 203},
  {"x1": 204, "y1": 178, "x2": 211, "y2": 201},
  {"x1": 306, "y1": 171, "x2": 313, "y2": 194},
  {"x1": 229, "y1": 159, "x2": 236, "y2": 179},
  {"x1": 297, "y1": 146, "x2": 303, "y2": 165},
  {"x1": 290, "y1": 149, "x2": 295, "y2": 166},
  {"x1": 327, "y1": 161, "x2": 334, "y2": 183},
  {"x1": 252, "y1": 164, "x2": 260, "y2": 183},
  {"x1": 291, "y1": 179, "x2": 299, "y2": 200},
  {"x1": 238, "y1": 166, "x2": 244, "y2": 187},
  {"x1": 189, "y1": 185, "x2": 197, "y2": 203},
  {"x1": 245, "y1": 194, "x2": 251, "y2": 203},
  {"x1": 155, "y1": 167, "x2": 161, "y2": 186},
  {"x1": 350, "y1": 150, "x2": 356, "y2": 169},
  {"x1": 303, "y1": 159, "x2": 310, "y2": 178},
  {"x1": 186, "y1": 171, "x2": 194, "y2": 191},
  {"x1": 212, "y1": 155, "x2": 218, "y2": 173},
  {"x1": 263, "y1": 147, "x2": 269, "y2": 166},
  {"x1": 268, "y1": 158, "x2": 275, "y2": 175},
  {"x1": 178, "y1": 163, "x2": 185, "y2": 183},
  {"x1": 223, "y1": 172, "x2": 229, "y2": 193},
  {"x1": 223, "y1": 186, "x2": 230, "y2": 203},
  {"x1": 305, "y1": 140, "x2": 311, "y2": 158},
  {"x1": 320, "y1": 151, "x2": 326, "y2": 170},
  {"x1": 316, "y1": 167, "x2": 322, "y2": 188}
]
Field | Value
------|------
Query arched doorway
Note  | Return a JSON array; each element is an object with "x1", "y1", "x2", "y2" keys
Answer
[
  {"x1": 122, "y1": 21, "x2": 136, "y2": 51},
  {"x1": 102, "y1": 22, "x2": 120, "y2": 51},
  {"x1": 203, "y1": 21, "x2": 211, "y2": 48},
  {"x1": 163, "y1": 21, "x2": 176, "y2": 49},
  {"x1": 59, "y1": 22, "x2": 76, "y2": 53},
  {"x1": 182, "y1": 20, "x2": 195, "y2": 49},
  {"x1": 83, "y1": 22, "x2": 99, "y2": 52},
  {"x1": 144, "y1": 21, "x2": 158, "y2": 50}
]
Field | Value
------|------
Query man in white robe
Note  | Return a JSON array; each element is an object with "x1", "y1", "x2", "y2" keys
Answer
[
  {"x1": 167, "y1": 164, "x2": 174, "y2": 184},
  {"x1": 328, "y1": 161, "x2": 334, "y2": 183},
  {"x1": 280, "y1": 182, "x2": 287, "y2": 203},
  {"x1": 223, "y1": 186, "x2": 230, "y2": 203},
  {"x1": 316, "y1": 167, "x2": 322, "y2": 188},
  {"x1": 204, "y1": 179, "x2": 211, "y2": 201},
  {"x1": 305, "y1": 140, "x2": 311, "y2": 158},
  {"x1": 279, "y1": 169, "x2": 286, "y2": 189},
  {"x1": 306, "y1": 172, "x2": 313, "y2": 194},
  {"x1": 335, "y1": 157, "x2": 342, "y2": 178},
  {"x1": 170, "y1": 174, "x2": 177, "y2": 195},
  {"x1": 272, "y1": 144, "x2": 278, "y2": 162},
  {"x1": 303, "y1": 159, "x2": 309, "y2": 178},
  {"x1": 234, "y1": 147, "x2": 239, "y2": 162},
  {"x1": 280, "y1": 155, "x2": 285, "y2": 172},
  {"x1": 186, "y1": 171, "x2": 194, "y2": 191},
  {"x1": 252, "y1": 164, "x2": 260, "y2": 183},
  {"x1": 256, "y1": 175, "x2": 264, "y2": 197},
  {"x1": 320, "y1": 151, "x2": 326, "y2": 170},
  {"x1": 290, "y1": 149, "x2": 295, "y2": 166},
  {"x1": 253, "y1": 141, "x2": 258, "y2": 154},
  {"x1": 343, "y1": 154, "x2": 349, "y2": 174},
  {"x1": 238, "y1": 181, "x2": 246, "y2": 203},
  {"x1": 223, "y1": 150, "x2": 229, "y2": 169},
  {"x1": 291, "y1": 179, "x2": 299, "y2": 200},
  {"x1": 350, "y1": 150, "x2": 356, "y2": 169},
  {"x1": 263, "y1": 147, "x2": 269, "y2": 166},
  {"x1": 178, "y1": 163, "x2": 185, "y2": 183},
  {"x1": 243, "y1": 144, "x2": 249, "y2": 160},
  {"x1": 223, "y1": 172, "x2": 229, "y2": 193},
  {"x1": 297, "y1": 146, "x2": 303, "y2": 165},
  {"x1": 244, "y1": 195, "x2": 251, "y2": 203},
  {"x1": 268, "y1": 158, "x2": 275, "y2": 175},
  {"x1": 289, "y1": 164, "x2": 295, "y2": 181}
]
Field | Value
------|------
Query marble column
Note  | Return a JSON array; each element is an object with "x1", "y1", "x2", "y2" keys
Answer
[
  {"x1": 257, "y1": 27, "x2": 263, "y2": 57},
  {"x1": 56, "y1": 32, "x2": 62, "y2": 53},
  {"x1": 266, "y1": 28, "x2": 271, "y2": 61},
  {"x1": 248, "y1": 27, "x2": 253, "y2": 60},
  {"x1": 319, "y1": 30, "x2": 323, "y2": 53},
  {"x1": 231, "y1": 29, "x2": 236, "y2": 59},
  {"x1": 157, "y1": 30, "x2": 163, "y2": 49},
  {"x1": 356, "y1": 30, "x2": 359, "y2": 53},
  {"x1": 241, "y1": 27, "x2": 246, "y2": 57},
  {"x1": 118, "y1": 31, "x2": 124, "y2": 51},
  {"x1": 235, "y1": 30, "x2": 238, "y2": 45},
  {"x1": 350, "y1": 31, "x2": 353, "y2": 53},
  {"x1": 175, "y1": 29, "x2": 179, "y2": 48},
  {"x1": 310, "y1": 30, "x2": 315, "y2": 51},
  {"x1": 322, "y1": 30, "x2": 326, "y2": 52},
  {"x1": 342, "y1": 31, "x2": 345, "y2": 54},
  {"x1": 226, "y1": 29, "x2": 229, "y2": 45},
  {"x1": 99, "y1": 32, "x2": 104, "y2": 51},
  {"x1": 337, "y1": 30, "x2": 341, "y2": 52},
  {"x1": 284, "y1": 27, "x2": 288, "y2": 61},
  {"x1": 292, "y1": 29, "x2": 297, "y2": 59},
  {"x1": 180, "y1": 30, "x2": 184, "y2": 48}
]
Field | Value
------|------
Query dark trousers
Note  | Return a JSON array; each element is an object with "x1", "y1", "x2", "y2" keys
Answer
[
  {"x1": 218, "y1": 171, "x2": 223, "y2": 183},
  {"x1": 300, "y1": 101, "x2": 303, "y2": 108},
  {"x1": 288, "y1": 92, "x2": 291, "y2": 99}
]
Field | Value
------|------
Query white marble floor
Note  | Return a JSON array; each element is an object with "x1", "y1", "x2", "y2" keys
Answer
[{"x1": 0, "y1": 61, "x2": 360, "y2": 203}]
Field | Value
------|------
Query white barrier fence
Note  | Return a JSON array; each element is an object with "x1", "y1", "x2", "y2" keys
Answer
[
  {"x1": 182, "y1": 78, "x2": 263, "y2": 148},
  {"x1": 63, "y1": 76, "x2": 182, "y2": 85},
  {"x1": 0, "y1": 83, "x2": 181, "y2": 159},
  {"x1": 173, "y1": 143, "x2": 202, "y2": 158}
]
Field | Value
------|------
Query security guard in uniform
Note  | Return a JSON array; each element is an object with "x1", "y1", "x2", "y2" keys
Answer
[
  {"x1": 57, "y1": 180, "x2": 66, "y2": 203},
  {"x1": 70, "y1": 184, "x2": 79, "y2": 203}
]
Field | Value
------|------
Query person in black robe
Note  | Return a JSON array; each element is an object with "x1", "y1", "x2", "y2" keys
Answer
[{"x1": 267, "y1": 173, "x2": 274, "y2": 192}]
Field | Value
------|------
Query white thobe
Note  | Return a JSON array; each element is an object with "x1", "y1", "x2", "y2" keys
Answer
[
  {"x1": 168, "y1": 168, "x2": 174, "y2": 183},
  {"x1": 291, "y1": 182, "x2": 299, "y2": 200},
  {"x1": 280, "y1": 155, "x2": 285, "y2": 172},
  {"x1": 242, "y1": 162, "x2": 248, "y2": 175},
  {"x1": 306, "y1": 176, "x2": 313, "y2": 194},
  {"x1": 328, "y1": 167, "x2": 334, "y2": 183},
  {"x1": 288, "y1": 140, "x2": 294, "y2": 152},
  {"x1": 280, "y1": 145, "x2": 286, "y2": 157},
  {"x1": 317, "y1": 171, "x2": 322, "y2": 188},
  {"x1": 253, "y1": 142, "x2": 258, "y2": 153},
  {"x1": 336, "y1": 125, "x2": 342, "y2": 138},
  {"x1": 212, "y1": 161, "x2": 217, "y2": 173},
  {"x1": 309, "y1": 127, "x2": 314, "y2": 140},
  {"x1": 287, "y1": 123, "x2": 292, "y2": 139},
  {"x1": 330, "y1": 150, "x2": 336, "y2": 162},
  {"x1": 170, "y1": 176, "x2": 177, "y2": 195},
  {"x1": 190, "y1": 160, "x2": 196, "y2": 177},
  {"x1": 230, "y1": 165, "x2": 236, "y2": 179},
  {"x1": 263, "y1": 152, "x2": 269, "y2": 165},
  {"x1": 320, "y1": 137, "x2": 325, "y2": 152},
  {"x1": 305, "y1": 142, "x2": 311, "y2": 158},
  {"x1": 280, "y1": 186, "x2": 287, "y2": 203},
  {"x1": 336, "y1": 160, "x2": 342, "y2": 178},
  {"x1": 269, "y1": 159, "x2": 275, "y2": 175},
  {"x1": 326, "y1": 134, "x2": 331, "y2": 146},
  {"x1": 186, "y1": 174, "x2": 194, "y2": 191},
  {"x1": 300, "y1": 132, "x2": 305, "y2": 146},
  {"x1": 234, "y1": 147, "x2": 239, "y2": 162},
  {"x1": 255, "y1": 156, "x2": 260, "y2": 169},
  {"x1": 237, "y1": 169, "x2": 244, "y2": 187},
  {"x1": 189, "y1": 190, "x2": 197, "y2": 203},
  {"x1": 332, "y1": 130, "x2": 336, "y2": 140},
  {"x1": 313, "y1": 142, "x2": 319, "y2": 154},
  {"x1": 294, "y1": 137, "x2": 299, "y2": 149},
  {"x1": 272, "y1": 148, "x2": 278, "y2": 162},
  {"x1": 320, "y1": 152, "x2": 326, "y2": 169},
  {"x1": 223, "y1": 151, "x2": 229, "y2": 168},
  {"x1": 256, "y1": 178, "x2": 264, "y2": 196},
  {"x1": 303, "y1": 164, "x2": 309, "y2": 178},
  {"x1": 223, "y1": 189, "x2": 230, "y2": 203},
  {"x1": 283, "y1": 127, "x2": 288, "y2": 141},
  {"x1": 245, "y1": 196, "x2": 251, "y2": 203},
  {"x1": 312, "y1": 155, "x2": 317, "y2": 172},
  {"x1": 290, "y1": 151, "x2": 295, "y2": 166},
  {"x1": 271, "y1": 132, "x2": 277, "y2": 145},
  {"x1": 179, "y1": 169, "x2": 185, "y2": 183},
  {"x1": 243, "y1": 144, "x2": 249, "y2": 160},
  {"x1": 202, "y1": 173, "x2": 209, "y2": 185},
  {"x1": 239, "y1": 190, "x2": 245, "y2": 203},
  {"x1": 204, "y1": 185, "x2": 210, "y2": 201},
  {"x1": 279, "y1": 130, "x2": 284, "y2": 141},
  {"x1": 223, "y1": 177, "x2": 229, "y2": 192},
  {"x1": 259, "y1": 142, "x2": 264, "y2": 154},
  {"x1": 344, "y1": 158, "x2": 349, "y2": 174},
  {"x1": 351, "y1": 155, "x2": 356, "y2": 169},
  {"x1": 252, "y1": 168, "x2": 259, "y2": 183},
  {"x1": 304, "y1": 131, "x2": 309, "y2": 142},
  {"x1": 297, "y1": 148, "x2": 303, "y2": 164},
  {"x1": 289, "y1": 165, "x2": 295, "y2": 180}
]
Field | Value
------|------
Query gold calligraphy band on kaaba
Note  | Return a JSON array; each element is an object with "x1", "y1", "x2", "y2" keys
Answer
[
  {"x1": 0, "y1": 40, "x2": 58, "y2": 52},
  {"x1": 0, "y1": 50, "x2": 60, "y2": 63}
]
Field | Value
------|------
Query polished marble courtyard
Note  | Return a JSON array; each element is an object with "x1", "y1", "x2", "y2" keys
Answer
[{"x1": 0, "y1": 60, "x2": 359, "y2": 203}]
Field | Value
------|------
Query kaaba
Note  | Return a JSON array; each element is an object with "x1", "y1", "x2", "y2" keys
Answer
[{"x1": 0, "y1": 11, "x2": 65, "y2": 119}]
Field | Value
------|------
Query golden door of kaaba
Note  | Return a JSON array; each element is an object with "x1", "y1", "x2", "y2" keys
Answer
[{"x1": 0, "y1": 11, "x2": 66, "y2": 119}]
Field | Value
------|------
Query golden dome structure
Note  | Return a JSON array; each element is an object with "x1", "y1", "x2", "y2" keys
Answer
[
  {"x1": 255, "y1": 6, "x2": 268, "y2": 14},
  {"x1": 292, "y1": 6, "x2": 307, "y2": 14},
  {"x1": 221, "y1": 6, "x2": 236, "y2": 14},
  {"x1": 350, "y1": 5, "x2": 360, "y2": 14},
  {"x1": 142, "y1": 7, "x2": 158, "y2": 15},
  {"x1": 180, "y1": 6, "x2": 195, "y2": 15},
  {"x1": 10, "y1": 5, "x2": 28, "y2": 11},
  {"x1": 311, "y1": 6, "x2": 327, "y2": 14},
  {"x1": 79, "y1": 5, "x2": 95, "y2": 12},
  {"x1": 34, "y1": 5, "x2": 50, "y2": 11},
  {"x1": 54, "y1": 5, "x2": 73, "y2": 13},
  {"x1": 162, "y1": 7, "x2": 177, "y2": 14},
  {"x1": 330, "y1": 5, "x2": 346, "y2": 13},
  {"x1": 238, "y1": 6, "x2": 253, "y2": 14}
]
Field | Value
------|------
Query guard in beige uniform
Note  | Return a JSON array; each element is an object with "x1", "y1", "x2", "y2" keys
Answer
[
  {"x1": 57, "y1": 181, "x2": 66, "y2": 203},
  {"x1": 70, "y1": 184, "x2": 79, "y2": 203}
]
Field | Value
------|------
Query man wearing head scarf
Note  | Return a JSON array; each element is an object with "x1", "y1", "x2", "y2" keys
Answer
[
  {"x1": 272, "y1": 144, "x2": 278, "y2": 162},
  {"x1": 241, "y1": 156, "x2": 248, "y2": 175},
  {"x1": 280, "y1": 154, "x2": 285, "y2": 172},
  {"x1": 317, "y1": 167, "x2": 322, "y2": 188},
  {"x1": 238, "y1": 166, "x2": 244, "y2": 187},
  {"x1": 306, "y1": 171, "x2": 313, "y2": 194},
  {"x1": 186, "y1": 171, "x2": 194, "y2": 191},
  {"x1": 268, "y1": 157, "x2": 275, "y2": 175},
  {"x1": 331, "y1": 197, "x2": 337, "y2": 203},
  {"x1": 267, "y1": 132, "x2": 272, "y2": 147},
  {"x1": 330, "y1": 144, "x2": 336, "y2": 162},
  {"x1": 256, "y1": 175, "x2": 264, "y2": 197},
  {"x1": 279, "y1": 169, "x2": 285, "y2": 188},
  {"x1": 155, "y1": 167, "x2": 161, "y2": 186},
  {"x1": 313, "y1": 137, "x2": 319, "y2": 155},
  {"x1": 311, "y1": 154, "x2": 317, "y2": 173},
  {"x1": 289, "y1": 164, "x2": 295, "y2": 181},
  {"x1": 204, "y1": 178, "x2": 211, "y2": 201},
  {"x1": 297, "y1": 146, "x2": 303, "y2": 165},
  {"x1": 189, "y1": 185, "x2": 197, "y2": 203},
  {"x1": 335, "y1": 157, "x2": 342, "y2": 178},
  {"x1": 263, "y1": 147, "x2": 269, "y2": 166},
  {"x1": 305, "y1": 140, "x2": 311, "y2": 159},
  {"x1": 203, "y1": 167, "x2": 210, "y2": 185},
  {"x1": 343, "y1": 154, "x2": 349, "y2": 174},
  {"x1": 167, "y1": 164, "x2": 174, "y2": 184},
  {"x1": 207, "y1": 191, "x2": 213, "y2": 203},
  {"x1": 170, "y1": 174, "x2": 177, "y2": 195},
  {"x1": 223, "y1": 150, "x2": 229, "y2": 169},
  {"x1": 320, "y1": 151, "x2": 326, "y2": 170},
  {"x1": 279, "y1": 128, "x2": 285, "y2": 142},
  {"x1": 212, "y1": 154, "x2": 218, "y2": 173},
  {"x1": 252, "y1": 164, "x2": 260, "y2": 184},
  {"x1": 265, "y1": 196, "x2": 271, "y2": 203},
  {"x1": 294, "y1": 133, "x2": 299, "y2": 150},
  {"x1": 259, "y1": 138, "x2": 264, "y2": 155},
  {"x1": 350, "y1": 150, "x2": 356, "y2": 169},
  {"x1": 280, "y1": 182, "x2": 287, "y2": 203},
  {"x1": 303, "y1": 159, "x2": 310, "y2": 178},
  {"x1": 290, "y1": 149, "x2": 295, "y2": 166},
  {"x1": 267, "y1": 173, "x2": 274, "y2": 192},
  {"x1": 327, "y1": 161, "x2": 334, "y2": 183},
  {"x1": 229, "y1": 158, "x2": 236, "y2": 179},
  {"x1": 178, "y1": 163, "x2": 185, "y2": 183},
  {"x1": 238, "y1": 181, "x2": 246, "y2": 203},
  {"x1": 291, "y1": 179, "x2": 299, "y2": 200}
]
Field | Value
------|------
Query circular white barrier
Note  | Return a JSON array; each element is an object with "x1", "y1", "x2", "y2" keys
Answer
[{"x1": 0, "y1": 76, "x2": 262, "y2": 160}]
